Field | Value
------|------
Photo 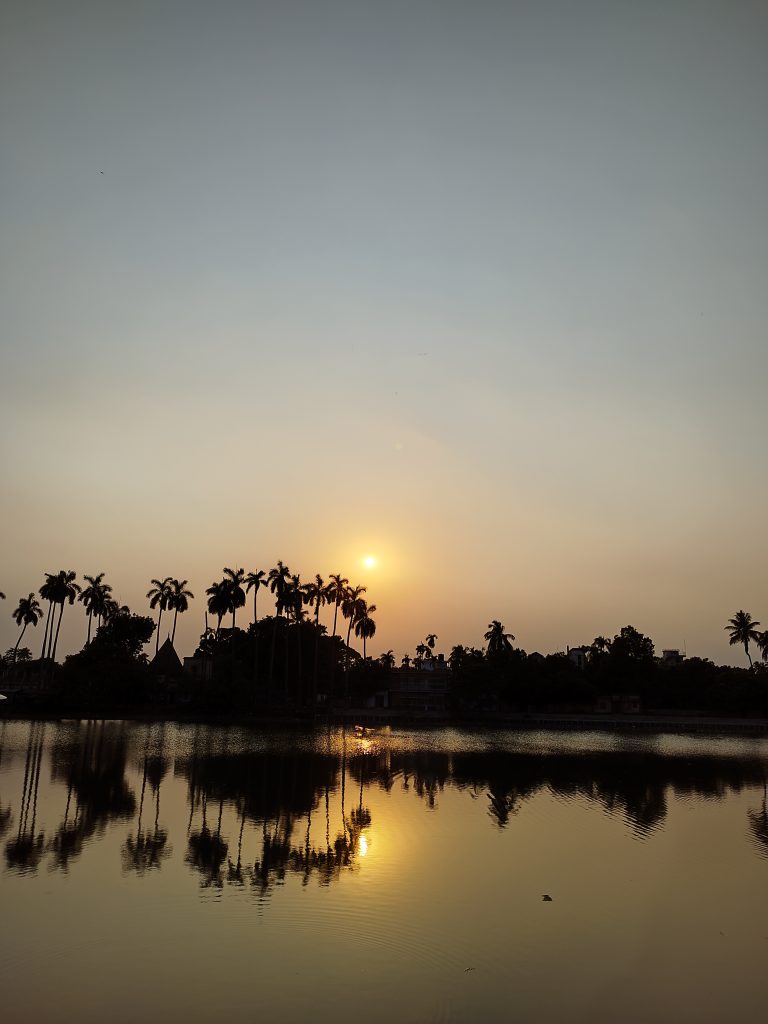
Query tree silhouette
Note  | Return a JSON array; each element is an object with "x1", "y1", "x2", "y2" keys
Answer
[
  {"x1": 484, "y1": 621, "x2": 515, "y2": 659},
  {"x1": 245, "y1": 569, "x2": 267, "y2": 684},
  {"x1": 354, "y1": 602, "x2": 377, "y2": 660},
  {"x1": 11, "y1": 594, "x2": 43, "y2": 660},
  {"x1": 48, "y1": 570, "x2": 80, "y2": 661},
  {"x1": 205, "y1": 580, "x2": 230, "y2": 638},
  {"x1": 78, "y1": 573, "x2": 112, "y2": 644},
  {"x1": 267, "y1": 561, "x2": 291, "y2": 692},
  {"x1": 168, "y1": 579, "x2": 194, "y2": 644},
  {"x1": 147, "y1": 577, "x2": 173, "y2": 654},
  {"x1": 725, "y1": 610, "x2": 761, "y2": 669},
  {"x1": 222, "y1": 567, "x2": 246, "y2": 630}
]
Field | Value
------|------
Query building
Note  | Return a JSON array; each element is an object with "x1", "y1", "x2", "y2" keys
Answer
[
  {"x1": 389, "y1": 655, "x2": 449, "y2": 713},
  {"x1": 567, "y1": 646, "x2": 590, "y2": 670}
]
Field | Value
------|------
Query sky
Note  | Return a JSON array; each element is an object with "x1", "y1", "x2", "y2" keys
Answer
[{"x1": 1, "y1": 0, "x2": 766, "y2": 666}]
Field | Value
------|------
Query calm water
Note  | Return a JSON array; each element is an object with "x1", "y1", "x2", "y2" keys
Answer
[{"x1": 1, "y1": 721, "x2": 767, "y2": 1024}]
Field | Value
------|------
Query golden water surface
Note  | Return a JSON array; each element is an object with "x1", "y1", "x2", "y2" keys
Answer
[{"x1": 1, "y1": 720, "x2": 767, "y2": 1024}]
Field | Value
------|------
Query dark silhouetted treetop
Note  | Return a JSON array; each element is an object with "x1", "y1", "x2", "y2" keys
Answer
[
  {"x1": 147, "y1": 577, "x2": 173, "y2": 654},
  {"x1": 79, "y1": 573, "x2": 113, "y2": 644},
  {"x1": 168, "y1": 579, "x2": 194, "y2": 644},
  {"x1": 484, "y1": 621, "x2": 515, "y2": 659},
  {"x1": 11, "y1": 593, "x2": 43, "y2": 657},
  {"x1": 726, "y1": 610, "x2": 761, "y2": 669},
  {"x1": 222, "y1": 567, "x2": 246, "y2": 629},
  {"x1": 610, "y1": 625, "x2": 655, "y2": 663}
]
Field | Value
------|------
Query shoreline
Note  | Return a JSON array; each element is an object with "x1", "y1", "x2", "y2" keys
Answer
[{"x1": 3, "y1": 707, "x2": 768, "y2": 737}]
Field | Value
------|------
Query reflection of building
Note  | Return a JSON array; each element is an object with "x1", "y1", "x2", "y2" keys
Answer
[
  {"x1": 389, "y1": 655, "x2": 449, "y2": 713},
  {"x1": 595, "y1": 694, "x2": 641, "y2": 714}
]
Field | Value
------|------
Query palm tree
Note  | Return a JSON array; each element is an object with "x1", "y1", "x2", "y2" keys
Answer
[
  {"x1": 304, "y1": 575, "x2": 328, "y2": 705},
  {"x1": 354, "y1": 602, "x2": 377, "y2": 660},
  {"x1": 342, "y1": 585, "x2": 367, "y2": 657},
  {"x1": 205, "y1": 580, "x2": 230, "y2": 638},
  {"x1": 327, "y1": 573, "x2": 349, "y2": 639},
  {"x1": 414, "y1": 642, "x2": 428, "y2": 664},
  {"x1": 425, "y1": 633, "x2": 438, "y2": 653},
  {"x1": 12, "y1": 595, "x2": 43, "y2": 659},
  {"x1": 147, "y1": 577, "x2": 173, "y2": 654},
  {"x1": 49, "y1": 570, "x2": 80, "y2": 662},
  {"x1": 245, "y1": 570, "x2": 267, "y2": 628},
  {"x1": 38, "y1": 572, "x2": 58, "y2": 659},
  {"x1": 401, "y1": 654, "x2": 411, "y2": 669},
  {"x1": 725, "y1": 610, "x2": 761, "y2": 669},
  {"x1": 267, "y1": 561, "x2": 291, "y2": 691},
  {"x1": 169, "y1": 579, "x2": 194, "y2": 645},
  {"x1": 756, "y1": 631, "x2": 768, "y2": 664},
  {"x1": 484, "y1": 621, "x2": 515, "y2": 659},
  {"x1": 342, "y1": 585, "x2": 367, "y2": 699},
  {"x1": 222, "y1": 567, "x2": 246, "y2": 630},
  {"x1": 79, "y1": 573, "x2": 113, "y2": 644},
  {"x1": 379, "y1": 650, "x2": 395, "y2": 670}
]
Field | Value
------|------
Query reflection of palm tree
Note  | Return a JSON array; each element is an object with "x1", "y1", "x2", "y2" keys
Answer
[
  {"x1": 5, "y1": 722, "x2": 46, "y2": 872},
  {"x1": 11, "y1": 594, "x2": 43, "y2": 660},
  {"x1": 147, "y1": 577, "x2": 173, "y2": 654},
  {"x1": 747, "y1": 780, "x2": 768, "y2": 852},
  {"x1": 186, "y1": 794, "x2": 229, "y2": 888},
  {"x1": 725, "y1": 610, "x2": 761, "y2": 669}
]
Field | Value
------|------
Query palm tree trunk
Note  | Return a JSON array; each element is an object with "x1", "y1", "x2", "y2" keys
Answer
[
  {"x1": 344, "y1": 618, "x2": 354, "y2": 701},
  {"x1": 13, "y1": 622, "x2": 28, "y2": 657},
  {"x1": 41, "y1": 603, "x2": 52, "y2": 659},
  {"x1": 252, "y1": 592, "x2": 259, "y2": 687},
  {"x1": 87, "y1": 610, "x2": 93, "y2": 645},
  {"x1": 746, "y1": 642, "x2": 753, "y2": 669},
  {"x1": 171, "y1": 609, "x2": 179, "y2": 645},
  {"x1": 312, "y1": 600, "x2": 321, "y2": 708},
  {"x1": 155, "y1": 607, "x2": 163, "y2": 654},
  {"x1": 52, "y1": 603, "x2": 65, "y2": 662}
]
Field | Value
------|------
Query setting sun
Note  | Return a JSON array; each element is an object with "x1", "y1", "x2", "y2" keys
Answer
[{"x1": 362, "y1": 555, "x2": 377, "y2": 570}]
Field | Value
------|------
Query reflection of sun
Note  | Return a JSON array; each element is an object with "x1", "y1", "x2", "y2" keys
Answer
[
  {"x1": 362, "y1": 555, "x2": 376, "y2": 569},
  {"x1": 358, "y1": 834, "x2": 369, "y2": 857}
]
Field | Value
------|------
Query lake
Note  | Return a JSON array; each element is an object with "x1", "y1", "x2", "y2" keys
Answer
[{"x1": 1, "y1": 719, "x2": 767, "y2": 1023}]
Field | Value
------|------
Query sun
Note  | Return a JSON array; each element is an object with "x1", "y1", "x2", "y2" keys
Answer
[{"x1": 362, "y1": 555, "x2": 377, "y2": 570}]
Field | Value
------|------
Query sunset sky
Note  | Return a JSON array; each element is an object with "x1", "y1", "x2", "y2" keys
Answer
[{"x1": 1, "y1": 0, "x2": 766, "y2": 665}]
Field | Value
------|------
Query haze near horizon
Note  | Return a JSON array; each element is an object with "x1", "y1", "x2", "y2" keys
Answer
[{"x1": 1, "y1": 0, "x2": 766, "y2": 664}]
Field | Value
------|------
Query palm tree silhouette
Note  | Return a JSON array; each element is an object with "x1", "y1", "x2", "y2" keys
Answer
[
  {"x1": 147, "y1": 577, "x2": 173, "y2": 654},
  {"x1": 245, "y1": 570, "x2": 267, "y2": 629},
  {"x1": 304, "y1": 575, "x2": 328, "y2": 704},
  {"x1": 38, "y1": 572, "x2": 58, "y2": 659},
  {"x1": 78, "y1": 573, "x2": 112, "y2": 644},
  {"x1": 342, "y1": 585, "x2": 366, "y2": 698},
  {"x1": 326, "y1": 573, "x2": 349, "y2": 640},
  {"x1": 484, "y1": 621, "x2": 515, "y2": 658},
  {"x1": 267, "y1": 561, "x2": 291, "y2": 691},
  {"x1": 354, "y1": 602, "x2": 377, "y2": 660},
  {"x1": 755, "y1": 631, "x2": 768, "y2": 665},
  {"x1": 379, "y1": 650, "x2": 395, "y2": 670},
  {"x1": 48, "y1": 570, "x2": 80, "y2": 661},
  {"x1": 222, "y1": 567, "x2": 246, "y2": 630},
  {"x1": 11, "y1": 594, "x2": 43, "y2": 660},
  {"x1": 245, "y1": 569, "x2": 267, "y2": 684},
  {"x1": 168, "y1": 579, "x2": 194, "y2": 644},
  {"x1": 205, "y1": 580, "x2": 230, "y2": 638},
  {"x1": 725, "y1": 610, "x2": 761, "y2": 668}
]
